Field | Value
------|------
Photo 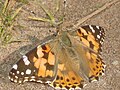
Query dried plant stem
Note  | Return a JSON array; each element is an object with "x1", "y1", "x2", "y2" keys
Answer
[{"x1": 73, "y1": 0, "x2": 120, "y2": 28}]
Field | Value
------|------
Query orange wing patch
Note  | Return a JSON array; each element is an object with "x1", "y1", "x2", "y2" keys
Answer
[
  {"x1": 34, "y1": 44, "x2": 56, "y2": 78},
  {"x1": 77, "y1": 25, "x2": 105, "y2": 54}
]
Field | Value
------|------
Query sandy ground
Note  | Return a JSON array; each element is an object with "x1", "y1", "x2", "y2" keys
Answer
[{"x1": 0, "y1": 0, "x2": 120, "y2": 90}]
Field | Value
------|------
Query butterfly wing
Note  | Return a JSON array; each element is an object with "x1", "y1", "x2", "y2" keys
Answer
[
  {"x1": 9, "y1": 43, "x2": 58, "y2": 84},
  {"x1": 50, "y1": 25, "x2": 106, "y2": 89},
  {"x1": 9, "y1": 36, "x2": 85, "y2": 90},
  {"x1": 49, "y1": 41, "x2": 84, "y2": 89},
  {"x1": 77, "y1": 25, "x2": 105, "y2": 54},
  {"x1": 70, "y1": 25, "x2": 106, "y2": 82},
  {"x1": 9, "y1": 25, "x2": 106, "y2": 90},
  {"x1": 72, "y1": 39, "x2": 105, "y2": 82}
]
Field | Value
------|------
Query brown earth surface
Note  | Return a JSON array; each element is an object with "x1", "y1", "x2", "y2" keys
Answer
[{"x1": 0, "y1": 0, "x2": 120, "y2": 90}]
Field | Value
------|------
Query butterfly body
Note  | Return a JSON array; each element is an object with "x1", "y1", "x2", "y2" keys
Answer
[{"x1": 9, "y1": 25, "x2": 105, "y2": 89}]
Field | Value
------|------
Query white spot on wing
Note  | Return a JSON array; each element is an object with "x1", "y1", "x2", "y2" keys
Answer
[
  {"x1": 8, "y1": 76, "x2": 10, "y2": 79},
  {"x1": 103, "y1": 64, "x2": 106, "y2": 68},
  {"x1": 24, "y1": 77, "x2": 29, "y2": 82},
  {"x1": 89, "y1": 25, "x2": 95, "y2": 33},
  {"x1": 12, "y1": 73, "x2": 15, "y2": 75},
  {"x1": 91, "y1": 79, "x2": 98, "y2": 82},
  {"x1": 96, "y1": 26, "x2": 100, "y2": 29},
  {"x1": 26, "y1": 69, "x2": 31, "y2": 74},
  {"x1": 14, "y1": 79, "x2": 17, "y2": 83},
  {"x1": 24, "y1": 77, "x2": 29, "y2": 79},
  {"x1": 45, "y1": 81, "x2": 51, "y2": 84},
  {"x1": 12, "y1": 64, "x2": 18, "y2": 70},
  {"x1": 23, "y1": 55, "x2": 30, "y2": 65},
  {"x1": 31, "y1": 76, "x2": 35, "y2": 78},
  {"x1": 102, "y1": 38, "x2": 104, "y2": 41},
  {"x1": 15, "y1": 76, "x2": 18, "y2": 79},
  {"x1": 21, "y1": 72, "x2": 24, "y2": 75},
  {"x1": 30, "y1": 79, "x2": 35, "y2": 81},
  {"x1": 17, "y1": 71, "x2": 19, "y2": 74},
  {"x1": 100, "y1": 41, "x2": 103, "y2": 44},
  {"x1": 33, "y1": 70, "x2": 36, "y2": 72},
  {"x1": 19, "y1": 80, "x2": 22, "y2": 83},
  {"x1": 36, "y1": 80, "x2": 42, "y2": 83},
  {"x1": 10, "y1": 78, "x2": 13, "y2": 81},
  {"x1": 97, "y1": 35, "x2": 100, "y2": 39}
]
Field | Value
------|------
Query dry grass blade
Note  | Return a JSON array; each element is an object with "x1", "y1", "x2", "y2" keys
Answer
[
  {"x1": 73, "y1": 0, "x2": 120, "y2": 28},
  {"x1": 28, "y1": 16, "x2": 51, "y2": 22},
  {"x1": 11, "y1": 6, "x2": 22, "y2": 21},
  {"x1": 2, "y1": 0, "x2": 9, "y2": 14}
]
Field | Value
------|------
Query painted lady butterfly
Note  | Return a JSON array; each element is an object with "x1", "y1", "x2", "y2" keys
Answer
[{"x1": 9, "y1": 25, "x2": 106, "y2": 89}]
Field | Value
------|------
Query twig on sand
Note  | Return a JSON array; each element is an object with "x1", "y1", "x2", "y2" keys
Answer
[{"x1": 73, "y1": 0, "x2": 120, "y2": 28}]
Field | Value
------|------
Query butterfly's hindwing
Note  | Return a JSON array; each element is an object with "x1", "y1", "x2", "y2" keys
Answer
[{"x1": 49, "y1": 41, "x2": 85, "y2": 89}]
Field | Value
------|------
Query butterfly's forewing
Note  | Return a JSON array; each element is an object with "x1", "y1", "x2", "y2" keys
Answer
[
  {"x1": 77, "y1": 25, "x2": 105, "y2": 54},
  {"x1": 9, "y1": 42, "x2": 58, "y2": 83},
  {"x1": 70, "y1": 25, "x2": 106, "y2": 82}
]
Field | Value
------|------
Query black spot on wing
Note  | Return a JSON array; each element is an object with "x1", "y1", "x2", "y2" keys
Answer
[
  {"x1": 42, "y1": 51, "x2": 48, "y2": 59},
  {"x1": 56, "y1": 76, "x2": 59, "y2": 80},
  {"x1": 81, "y1": 25, "x2": 89, "y2": 34},
  {"x1": 24, "y1": 46, "x2": 39, "y2": 60},
  {"x1": 78, "y1": 29, "x2": 82, "y2": 34},
  {"x1": 44, "y1": 63, "x2": 54, "y2": 70},
  {"x1": 53, "y1": 82, "x2": 57, "y2": 87},
  {"x1": 65, "y1": 86, "x2": 70, "y2": 89},
  {"x1": 59, "y1": 84, "x2": 63, "y2": 88},
  {"x1": 78, "y1": 84, "x2": 84, "y2": 88},
  {"x1": 41, "y1": 45, "x2": 47, "y2": 50},
  {"x1": 89, "y1": 41, "x2": 94, "y2": 49}
]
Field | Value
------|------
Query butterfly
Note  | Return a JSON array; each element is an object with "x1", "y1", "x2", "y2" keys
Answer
[{"x1": 9, "y1": 25, "x2": 106, "y2": 90}]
